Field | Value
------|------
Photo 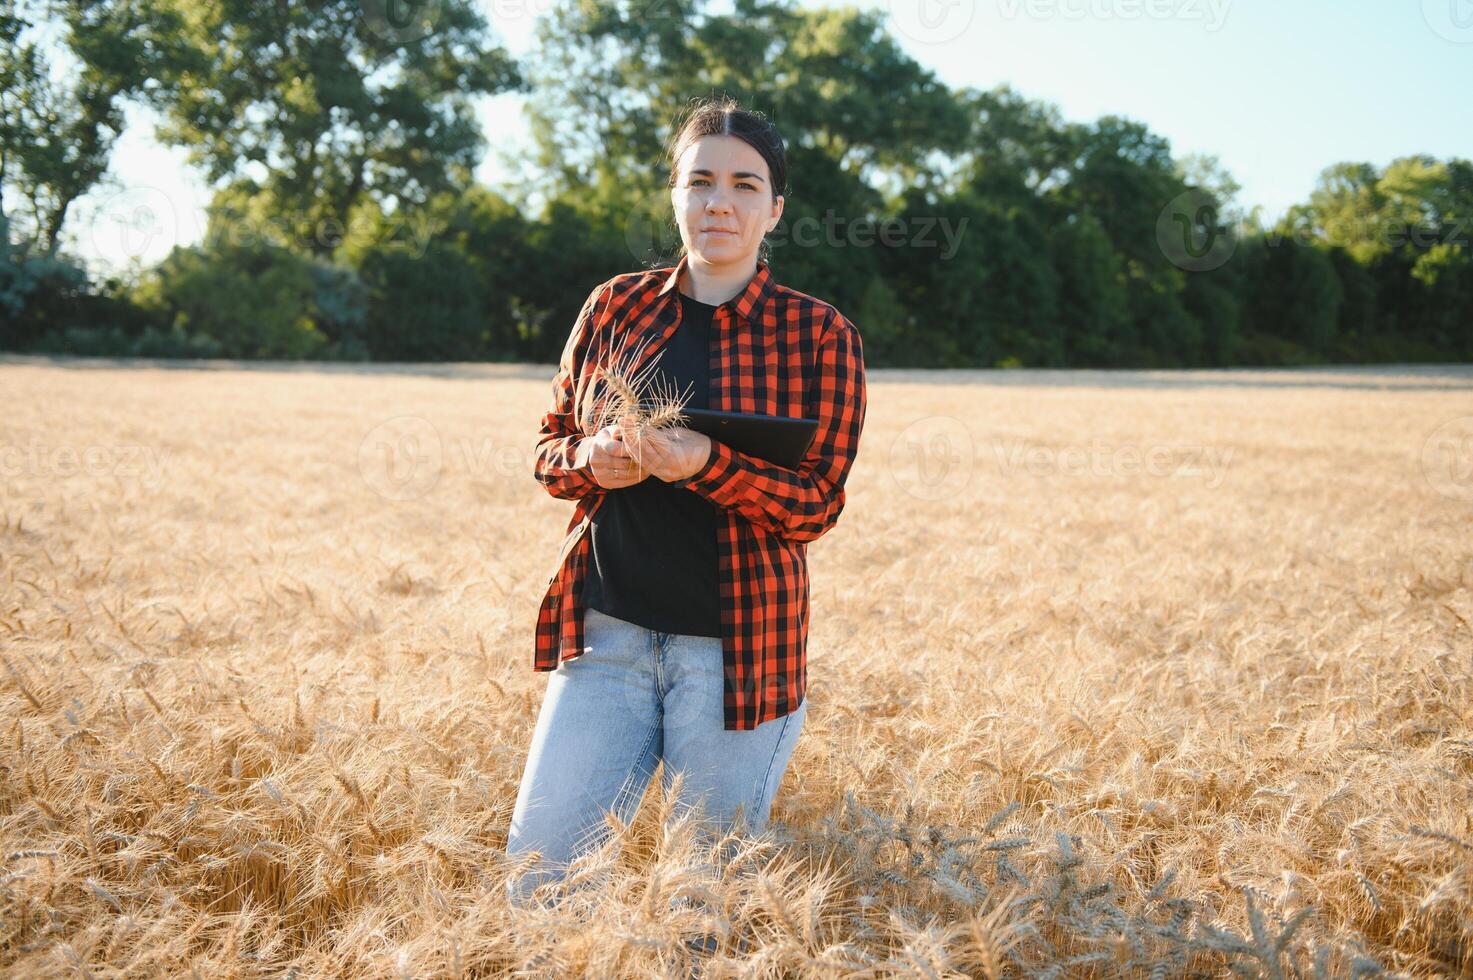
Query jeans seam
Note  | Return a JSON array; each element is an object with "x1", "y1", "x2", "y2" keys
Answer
[
  {"x1": 595, "y1": 710, "x2": 662, "y2": 852},
  {"x1": 651, "y1": 628, "x2": 664, "y2": 697},
  {"x1": 629, "y1": 711, "x2": 662, "y2": 795},
  {"x1": 752, "y1": 712, "x2": 793, "y2": 831}
]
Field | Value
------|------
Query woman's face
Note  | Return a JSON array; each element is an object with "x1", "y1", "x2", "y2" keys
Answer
[{"x1": 671, "y1": 134, "x2": 784, "y2": 268}]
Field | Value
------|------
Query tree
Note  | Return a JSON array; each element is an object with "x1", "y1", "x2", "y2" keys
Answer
[
  {"x1": 123, "y1": 0, "x2": 524, "y2": 259},
  {"x1": 523, "y1": 0, "x2": 971, "y2": 196},
  {"x1": 1410, "y1": 243, "x2": 1473, "y2": 355},
  {"x1": 1241, "y1": 235, "x2": 1343, "y2": 355},
  {"x1": 955, "y1": 84, "x2": 1076, "y2": 208},
  {"x1": 357, "y1": 238, "x2": 485, "y2": 361},
  {"x1": 1051, "y1": 115, "x2": 1206, "y2": 365},
  {"x1": 517, "y1": 0, "x2": 972, "y2": 314},
  {"x1": 0, "y1": 0, "x2": 171, "y2": 257},
  {"x1": 1325, "y1": 245, "x2": 1377, "y2": 351},
  {"x1": 1051, "y1": 212, "x2": 1130, "y2": 366},
  {"x1": 135, "y1": 239, "x2": 328, "y2": 358},
  {"x1": 1303, "y1": 162, "x2": 1385, "y2": 263},
  {"x1": 1177, "y1": 151, "x2": 1245, "y2": 229}
]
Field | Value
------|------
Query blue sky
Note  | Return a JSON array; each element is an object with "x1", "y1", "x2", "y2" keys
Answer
[{"x1": 62, "y1": 0, "x2": 1473, "y2": 277}]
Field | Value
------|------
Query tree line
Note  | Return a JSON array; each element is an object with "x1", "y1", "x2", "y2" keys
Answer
[{"x1": 2, "y1": 0, "x2": 1469, "y2": 367}]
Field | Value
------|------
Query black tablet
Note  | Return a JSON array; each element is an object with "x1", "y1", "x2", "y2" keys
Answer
[{"x1": 673, "y1": 407, "x2": 819, "y2": 469}]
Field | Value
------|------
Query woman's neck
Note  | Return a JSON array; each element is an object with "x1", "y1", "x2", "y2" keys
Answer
[{"x1": 679, "y1": 257, "x2": 755, "y2": 307}]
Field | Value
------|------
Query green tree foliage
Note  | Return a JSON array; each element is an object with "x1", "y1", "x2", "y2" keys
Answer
[
  {"x1": 0, "y1": 0, "x2": 177, "y2": 256},
  {"x1": 1, "y1": 0, "x2": 1468, "y2": 367},
  {"x1": 134, "y1": 239, "x2": 328, "y2": 358},
  {"x1": 517, "y1": 0, "x2": 971, "y2": 347},
  {"x1": 356, "y1": 238, "x2": 486, "y2": 361},
  {"x1": 120, "y1": 0, "x2": 524, "y2": 259},
  {"x1": 1051, "y1": 213, "x2": 1130, "y2": 367},
  {"x1": 515, "y1": 199, "x2": 628, "y2": 363},
  {"x1": 0, "y1": 212, "x2": 92, "y2": 347},
  {"x1": 1325, "y1": 246, "x2": 1377, "y2": 356},
  {"x1": 1410, "y1": 243, "x2": 1473, "y2": 356},
  {"x1": 1240, "y1": 234, "x2": 1344, "y2": 357},
  {"x1": 425, "y1": 186, "x2": 541, "y2": 360}
]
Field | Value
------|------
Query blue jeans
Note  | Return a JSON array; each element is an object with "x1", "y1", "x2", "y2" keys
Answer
[{"x1": 504, "y1": 605, "x2": 808, "y2": 908}]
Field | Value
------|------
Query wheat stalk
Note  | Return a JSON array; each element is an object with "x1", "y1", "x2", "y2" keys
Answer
[
  {"x1": 3, "y1": 358, "x2": 1454, "y2": 977},
  {"x1": 577, "y1": 333, "x2": 695, "y2": 471}
]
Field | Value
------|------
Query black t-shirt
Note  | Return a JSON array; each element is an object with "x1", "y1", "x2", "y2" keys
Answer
[{"x1": 582, "y1": 291, "x2": 722, "y2": 637}]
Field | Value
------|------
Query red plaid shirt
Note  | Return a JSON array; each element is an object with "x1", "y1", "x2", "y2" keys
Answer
[{"x1": 531, "y1": 253, "x2": 867, "y2": 730}]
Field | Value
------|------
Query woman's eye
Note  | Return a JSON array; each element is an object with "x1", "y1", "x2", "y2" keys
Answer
[{"x1": 690, "y1": 178, "x2": 757, "y2": 190}]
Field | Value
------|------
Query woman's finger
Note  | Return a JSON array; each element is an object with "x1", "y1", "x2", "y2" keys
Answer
[
  {"x1": 625, "y1": 428, "x2": 655, "y2": 467},
  {"x1": 603, "y1": 433, "x2": 631, "y2": 459},
  {"x1": 633, "y1": 431, "x2": 667, "y2": 472}
]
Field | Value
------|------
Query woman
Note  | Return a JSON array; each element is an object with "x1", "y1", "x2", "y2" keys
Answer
[{"x1": 506, "y1": 95, "x2": 867, "y2": 911}]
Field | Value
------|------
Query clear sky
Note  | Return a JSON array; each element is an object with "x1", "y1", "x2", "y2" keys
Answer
[{"x1": 62, "y1": 0, "x2": 1473, "y2": 278}]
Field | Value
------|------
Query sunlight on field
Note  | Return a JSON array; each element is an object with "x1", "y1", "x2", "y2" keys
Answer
[{"x1": 1, "y1": 357, "x2": 1470, "y2": 976}]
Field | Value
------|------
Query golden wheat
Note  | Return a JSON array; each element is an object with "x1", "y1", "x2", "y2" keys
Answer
[{"x1": 0, "y1": 357, "x2": 1469, "y2": 977}]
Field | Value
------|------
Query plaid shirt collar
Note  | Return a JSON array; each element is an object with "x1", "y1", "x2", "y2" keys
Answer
[{"x1": 656, "y1": 252, "x2": 776, "y2": 326}]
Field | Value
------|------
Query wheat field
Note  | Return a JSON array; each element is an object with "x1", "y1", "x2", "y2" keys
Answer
[{"x1": 1, "y1": 355, "x2": 1470, "y2": 978}]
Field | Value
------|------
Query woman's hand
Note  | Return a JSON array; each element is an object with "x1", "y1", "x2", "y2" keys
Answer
[
  {"x1": 622, "y1": 425, "x2": 714, "y2": 484},
  {"x1": 578, "y1": 423, "x2": 649, "y2": 489}
]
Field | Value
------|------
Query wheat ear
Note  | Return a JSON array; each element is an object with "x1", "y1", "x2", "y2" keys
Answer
[{"x1": 580, "y1": 334, "x2": 695, "y2": 471}]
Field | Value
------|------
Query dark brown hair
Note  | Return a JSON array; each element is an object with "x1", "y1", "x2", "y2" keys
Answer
[{"x1": 665, "y1": 94, "x2": 788, "y2": 265}]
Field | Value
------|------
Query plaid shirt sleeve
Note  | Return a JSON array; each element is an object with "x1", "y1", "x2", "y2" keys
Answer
[
  {"x1": 532, "y1": 281, "x2": 611, "y2": 501},
  {"x1": 672, "y1": 308, "x2": 866, "y2": 543}
]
